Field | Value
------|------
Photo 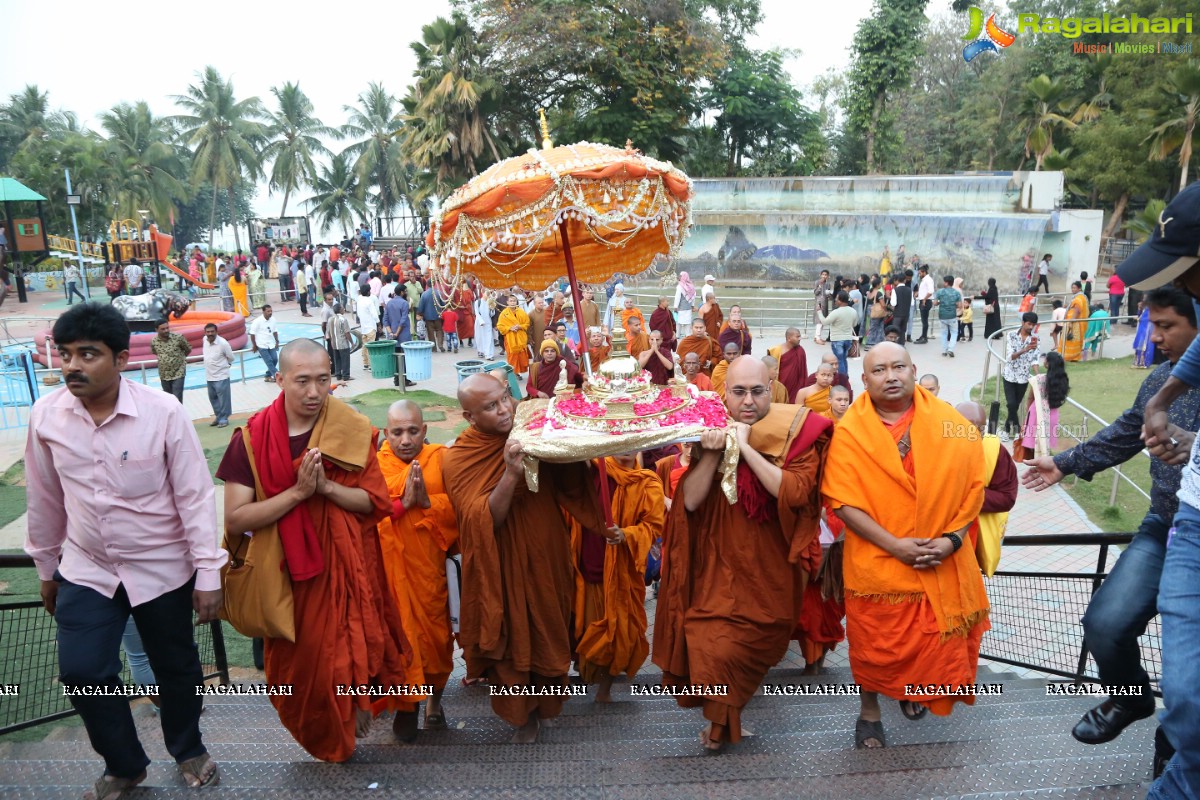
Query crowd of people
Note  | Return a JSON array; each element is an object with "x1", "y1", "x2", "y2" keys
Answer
[{"x1": 21, "y1": 196, "x2": 1200, "y2": 799}]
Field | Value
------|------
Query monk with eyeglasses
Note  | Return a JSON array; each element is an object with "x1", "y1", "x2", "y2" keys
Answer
[{"x1": 653, "y1": 356, "x2": 832, "y2": 752}]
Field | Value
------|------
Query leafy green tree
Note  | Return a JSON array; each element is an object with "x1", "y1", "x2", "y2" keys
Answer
[
  {"x1": 99, "y1": 102, "x2": 189, "y2": 226},
  {"x1": 172, "y1": 66, "x2": 267, "y2": 251},
  {"x1": 842, "y1": 0, "x2": 929, "y2": 174},
  {"x1": 342, "y1": 83, "x2": 412, "y2": 220},
  {"x1": 1128, "y1": 199, "x2": 1167, "y2": 242},
  {"x1": 0, "y1": 85, "x2": 76, "y2": 172},
  {"x1": 1018, "y1": 74, "x2": 1077, "y2": 171},
  {"x1": 400, "y1": 13, "x2": 504, "y2": 204},
  {"x1": 306, "y1": 154, "x2": 370, "y2": 240},
  {"x1": 262, "y1": 82, "x2": 336, "y2": 217},
  {"x1": 1147, "y1": 61, "x2": 1200, "y2": 193}
]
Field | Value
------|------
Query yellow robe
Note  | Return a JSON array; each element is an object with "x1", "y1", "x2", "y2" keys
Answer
[
  {"x1": 498, "y1": 306, "x2": 531, "y2": 373},
  {"x1": 711, "y1": 360, "x2": 731, "y2": 398},
  {"x1": 1060, "y1": 292, "x2": 1088, "y2": 362},
  {"x1": 375, "y1": 442, "x2": 460, "y2": 712},
  {"x1": 803, "y1": 387, "x2": 831, "y2": 414}
]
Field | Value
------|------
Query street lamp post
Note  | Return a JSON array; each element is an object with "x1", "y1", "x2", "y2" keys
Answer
[{"x1": 64, "y1": 169, "x2": 90, "y2": 299}]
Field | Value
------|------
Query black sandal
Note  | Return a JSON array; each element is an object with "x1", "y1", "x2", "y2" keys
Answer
[
  {"x1": 900, "y1": 700, "x2": 929, "y2": 721},
  {"x1": 855, "y1": 717, "x2": 887, "y2": 749}
]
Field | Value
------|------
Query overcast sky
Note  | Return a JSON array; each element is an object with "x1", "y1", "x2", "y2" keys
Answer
[{"x1": 1, "y1": 0, "x2": 953, "y2": 241}]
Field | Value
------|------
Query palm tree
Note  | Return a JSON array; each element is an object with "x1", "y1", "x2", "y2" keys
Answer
[
  {"x1": 306, "y1": 154, "x2": 370, "y2": 237},
  {"x1": 172, "y1": 67, "x2": 267, "y2": 250},
  {"x1": 261, "y1": 82, "x2": 337, "y2": 217},
  {"x1": 1128, "y1": 200, "x2": 1168, "y2": 243},
  {"x1": 1146, "y1": 62, "x2": 1200, "y2": 193},
  {"x1": 400, "y1": 13, "x2": 503, "y2": 202},
  {"x1": 341, "y1": 83, "x2": 411, "y2": 223},
  {"x1": 1018, "y1": 74, "x2": 1078, "y2": 171},
  {"x1": 100, "y1": 102, "x2": 189, "y2": 225},
  {"x1": 0, "y1": 85, "x2": 76, "y2": 166}
]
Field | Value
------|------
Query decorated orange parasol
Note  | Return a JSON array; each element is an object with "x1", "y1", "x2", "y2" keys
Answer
[{"x1": 427, "y1": 114, "x2": 694, "y2": 523}]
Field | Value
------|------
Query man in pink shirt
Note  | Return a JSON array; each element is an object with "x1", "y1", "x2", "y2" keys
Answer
[{"x1": 24, "y1": 303, "x2": 227, "y2": 797}]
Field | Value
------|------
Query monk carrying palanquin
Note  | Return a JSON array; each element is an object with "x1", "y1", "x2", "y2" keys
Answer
[
  {"x1": 653, "y1": 356, "x2": 831, "y2": 751},
  {"x1": 441, "y1": 373, "x2": 615, "y2": 742},
  {"x1": 217, "y1": 338, "x2": 411, "y2": 762},
  {"x1": 821, "y1": 342, "x2": 988, "y2": 749}
]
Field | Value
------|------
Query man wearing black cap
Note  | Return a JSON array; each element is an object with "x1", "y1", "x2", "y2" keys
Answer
[{"x1": 1119, "y1": 181, "x2": 1200, "y2": 800}]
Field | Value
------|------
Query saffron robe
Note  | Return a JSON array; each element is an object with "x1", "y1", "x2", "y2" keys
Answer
[
  {"x1": 375, "y1": 442, "x2": 459, "y2": 712},
  {"x1": 688, "y1": 372, "x2": 713, "y2": 392},
  {"x1": 653, "y1": 405, "x2": 831, "y2": 744},
  {"x1": 218, "y1": 396, "x2": 411, "y2": 762},
  {"x1": 1060, "y1": 292, "x2": 1089, "y2": 362},
  {"x1": 441, "y1": 426, "x2": 606, "y2": 726},
  {"x1": 627, "y1": 331, "x2": 651, "y2": 359},
  {"x1": 710, "y1": 360, "x2": 731, "y2": 399},
  {"x1": 676, "y1": 333, "x2": 722, "y2": 376},
  {"x1": 770, "y1": 380, "x2": 789, "y2": 405},
  {"x1": 498, "y1": 307, "x2": 531, "y2": 373},
  {"x1": 802, "y1": 386, "x2": 831, "y2": 414},
  {"x1": 821, "y1": 385, "x2": 988, "y2": 715},
  {"x1": 572, "y1": 458, "x2": 665, "y2": 681},
  {"x1": 621, "y1": 307, "x2": 646, "y2": 338}
]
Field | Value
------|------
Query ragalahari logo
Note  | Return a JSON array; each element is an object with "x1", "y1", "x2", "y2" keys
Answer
[{"x1": 962, "y1": 7, "x2": 1016, "y2": 62}]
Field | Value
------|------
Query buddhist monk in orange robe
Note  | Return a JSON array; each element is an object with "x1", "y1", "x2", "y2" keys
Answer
[
  {"x1": 375, "y1": 400, "x2": 459, "y2": 740},
  {"x1": 218, "y1": 339, "x2": 411, "y2": 763},
  {"x1": 710, "y1": 341, "x2": 741, "y2": 399},
  {"x1": 626, "y1": 316, "x2": 651, "y2": 359},
  {"x1": 761, "y1": 355, "x2": 789, "y2": 404},
  {"x1": 571, "y1": 455, "x2": 665, "y2": 702},
  {"x1": 767, "y1": 328, "x2": 807, "y2": 402},
  {"x1": 653, "y1": 357, "x2": 832, "y2": 751},
  {"x1": 620, "y1": 297, "x2": 646, "y2": 338},
  {"x1": 579, "y1": 289, "x2": 602, "y2": 330},
  {"x1": 822, "y1": 342, "x2": 987, "y2": 750},
  {"x1": 677, "y1": 318, "x2": 722, "y2": 375},
  {"x1": 497, "y1": 295, "x2": 531, "y2": 376},
  {"x1": 822, "y1": 384, "x2": 851, "y2": 425},
  {"x1": 654, "y1": 443, "x2": 692, "y2": 508},
  {"x1": 441, "y1": 373, "x2": 611, "y2": 743},
  {"x1": 682, "y1": 352, "x2": 712, "y2": 391},
  {"x1": 583, "y1": 327, "x2": 611, "y2": 375},
  {"x1": 699, "y1": 290, "x2": 723, "y2": 341},
  {"x1": 796, "y1": 362, "x2": 836, "y2": 413}
]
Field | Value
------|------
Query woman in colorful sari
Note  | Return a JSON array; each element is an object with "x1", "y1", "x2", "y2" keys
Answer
[
  {"x1": 247, "y1": 263, "x2": 267, "y2": 311},
  {"x1": 1022, "y1": 351, "x2": 1069, "y2": 457},
  {"x1": 229, "y1": 266, "x2": 250, "y2": 317},
  {"x1": 1058, "y1": 281, "x2": 1088, "y2": 362},
  {"x1": 1083, "y1": 305, "x2": 1110, "y2": 361},
  {"x1": 1132, "y1": 301, "x2": 1156, "y2": 368}
]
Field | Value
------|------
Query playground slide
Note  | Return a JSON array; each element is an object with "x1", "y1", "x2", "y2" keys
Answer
[{"x1": 159, "y1": 259, "x2": 217, "y2": 289}]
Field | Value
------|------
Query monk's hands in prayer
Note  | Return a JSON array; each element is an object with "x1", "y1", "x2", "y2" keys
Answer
[
  {"x1": 1144, "y1": 422, "x2": 1194, "y2": 466},
  {"x1": 890, "y1": 538, "x2": 945, "y2": 568},
  {"x1": 1020, "y1": 456, "x2": 1064, "y2": 491},
  {"x1": 294, "y1": 448, "x2": 325, "y2": 500},
  {"x1": 604, "y1": 525, "x2": 626, "y2": 546},
  {"x1": 698, "y1": 429, "x2": 726, "y2": 452},
  {"x1": 503, "y1": 439, "x2": 526, "y2": 478},
  {"x1": 193, "y1": 589, "x2": 223, "y2": 623},
  {"x1": 403, "y1": 462, "x2": 432, "y2": 510}
]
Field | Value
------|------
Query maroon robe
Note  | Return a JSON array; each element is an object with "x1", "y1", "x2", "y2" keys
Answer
[
  {"x1": 778, "y1": 346, "x2": 808, "y2": 404},
  {"x1": 649, "y1": 306, "x2": 676, "y2": 348}
]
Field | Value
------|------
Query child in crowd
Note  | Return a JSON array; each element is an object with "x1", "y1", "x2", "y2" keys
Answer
[
  {"x1": 441, "y1": 306, "x2": 460, "y2": 353},
  {"x1": 957, "y1": 301, "x2": 973, "y2": 341},
  {"x1": 329, "y1": 303, "x2": 353, "y2": 382}
]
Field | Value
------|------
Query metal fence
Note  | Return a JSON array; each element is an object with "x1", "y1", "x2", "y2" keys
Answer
[
  {"x1": 980, "y1": 533, "x2": 1161, "y2": 695},
  {"x1": 0, "y1": 555, "x2": 230, "y2": 735}
]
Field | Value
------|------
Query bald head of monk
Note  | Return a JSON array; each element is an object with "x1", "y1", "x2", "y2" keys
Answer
[
  {"x1": 725, "y1": 355, "x2": 771, "y2": 424},
  {"x1": 459, "y1": 372, "x2": 516, "y2": 436},
  {"x1": 829, "y1": 384, "x2": 852, "y2": 417},
  {"x1": 820, "y1": 352, "x2": 838, "y2": 371},
  {"x1": 814, "y1": 362, "x2": 836, "y2": 388},
  {"x1": 862, "y1": 342, "x2": 916, "y2": 414},
  {"x1": 385, "y1": 399, "x2": 427, "y2": 463},
  {"x1": 277, "y1": 338, "x2": 332, "y2": 425},
  {"x1": 761, "y1": 354, "x2": 779, "y2": 381},
  {"x1": 785, "y1": 327, "x2": 801, "y2": 348},
  {"x1": 918, "y1": 373, "x2": 940, "y2": 397},
  {"x1": 955, "y1": 401, "x2": 987, "y2": 436},
  {"x1": 690, "y1": 318, "x2": 706, "y2": 338},
  {"x1": 722, "y1": 341, "x2": 740, "y2": 363}
]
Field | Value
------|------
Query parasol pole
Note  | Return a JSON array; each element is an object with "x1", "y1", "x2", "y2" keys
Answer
[{"x1": 559, "y1": 219, "x2": 614, "y2": 528}]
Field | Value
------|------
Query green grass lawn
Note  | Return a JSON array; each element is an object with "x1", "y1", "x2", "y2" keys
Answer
[{"x1": 978, "y1": 355, "x2": 1154, "y2": 533}]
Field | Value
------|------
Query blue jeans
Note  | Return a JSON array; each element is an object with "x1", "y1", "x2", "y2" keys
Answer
[
  {"x1": 1081, "y1": 513, "x2": 1167, "y2": 697},
  {"x1": 1147, "y1": 502, "x2": 1200, "y2": 799},
  {"x1": 66, "y1": 281, "x2": 86, "y2": 303},
  {"x1": 830, "y1": 339, "x2": 852, "y2": 376},
  {"x1": 940, "y1": 319, "x2": 957, "y2": 353},
  {"x1": 122, "y1": 617, "x2": 157, "y2": 687},
  {"x1": 55, "y1": 573, "x2": 206, "y2": 778},
  {"x1": 258, "y1": 347, "x2": 278, "y2": 379},
  {"x1": 207, "y1": 378, "x2": 231, "y2": 424}
]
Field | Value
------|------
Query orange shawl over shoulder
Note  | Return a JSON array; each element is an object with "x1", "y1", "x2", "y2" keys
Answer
[
  {"x1": 497, "y1": 307, "x2": 530, "y2": 373},
  {"x1": 710, "y1": 360, "x2": 730, "y2": 398},
  {"x1": 676, "y1": 334, "x2": 721, "y2": 375},
  {"x1": 374, "y1": 442, "x2": 459, "y2": 712}
]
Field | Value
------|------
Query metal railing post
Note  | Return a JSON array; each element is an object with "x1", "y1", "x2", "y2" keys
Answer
[{"x1": 1074, "y1": 543, "x2": 1112, "y2": 685}]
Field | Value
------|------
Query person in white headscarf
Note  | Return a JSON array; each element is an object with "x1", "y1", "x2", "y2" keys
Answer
[
  {"x1": 605, "y1": 282, "x2": 625, "y2": 330},
  {"x1": 673, "y1": 272, "x2": 697, "y2": 338}
]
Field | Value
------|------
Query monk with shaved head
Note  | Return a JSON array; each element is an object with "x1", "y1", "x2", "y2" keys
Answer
[
  {"x1": 374, "y1": 399, "x2": 459, "y2": 740},
  {"x1": 217, "y1": 337, "x2": 411, "y2": 761},
  {"x1": 654, "y1": 356, "x2": 832, "y2": 751},
  {"x1": 803, "y1": 352, "x2": 853, "y2": 402},
  {"x1": 821, "y1": 342, "x2": 988, "y2": 749},
  {"x1": 441, "y1": 373, "x2": 612, "y2": 743},
  {"x1": 767, "y1": 326, "x2": 807, "y2": 402}
]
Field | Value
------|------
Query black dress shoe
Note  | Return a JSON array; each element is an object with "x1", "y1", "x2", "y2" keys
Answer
[{"x1": 1071, "y1": 698, "x2": 1155, "y2": 744}]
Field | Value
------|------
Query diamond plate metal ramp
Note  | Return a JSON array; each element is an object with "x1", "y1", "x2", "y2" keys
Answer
[{"x1": 0, "y1": 665, "x2": 1157, "y2": 799}]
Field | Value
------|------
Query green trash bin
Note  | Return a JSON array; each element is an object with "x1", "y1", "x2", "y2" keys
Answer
[
  {"x1": 483, "y1": 361, "x2": 523, "y2": 399},
  {"x1": 366, "y1": 340, "x2": 397, "y2": 380}
]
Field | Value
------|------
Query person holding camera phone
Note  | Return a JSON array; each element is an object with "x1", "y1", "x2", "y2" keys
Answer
[{"x1": 1002, "y1": 312, "x2": 1042, "y2": 439}]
